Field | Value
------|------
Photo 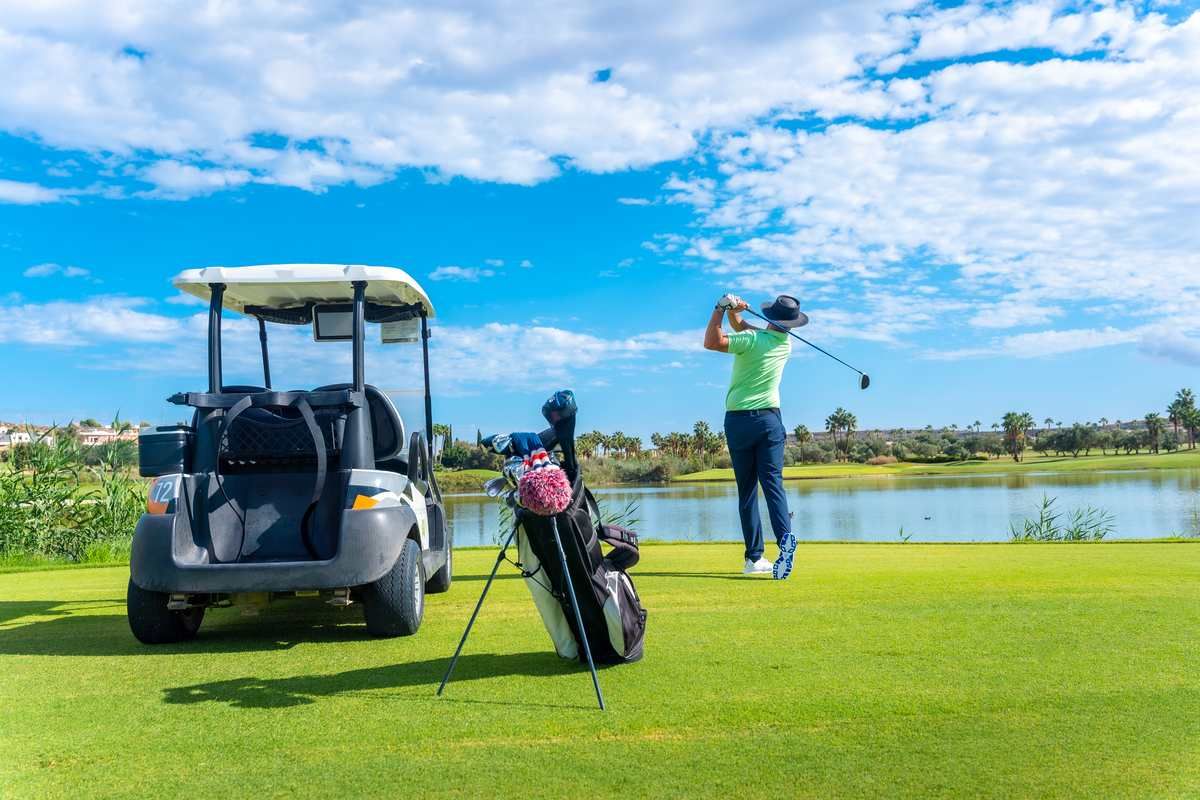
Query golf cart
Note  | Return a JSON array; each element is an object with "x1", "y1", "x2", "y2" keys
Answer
[{"x1": 128, "y1": 265, "x2": 451, "y2": 643}]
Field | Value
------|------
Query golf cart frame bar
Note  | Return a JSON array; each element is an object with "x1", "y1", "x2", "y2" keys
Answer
[{"x1": 204, "y1": 280, "x2": 434, "y2": 438}]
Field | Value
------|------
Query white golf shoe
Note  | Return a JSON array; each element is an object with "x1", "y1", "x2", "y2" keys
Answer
[{"x1": 743, "y1": 558, "x2": 773, "y2": 575}]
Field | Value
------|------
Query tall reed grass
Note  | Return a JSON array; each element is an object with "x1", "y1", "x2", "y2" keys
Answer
[{"x1": 0, "y1": 428, "x2": 144, "y2": 563}]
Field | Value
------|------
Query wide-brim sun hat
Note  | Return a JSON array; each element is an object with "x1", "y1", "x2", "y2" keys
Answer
[{"x1": 761, "y1": 294, "x2": 809, "y2": 328}]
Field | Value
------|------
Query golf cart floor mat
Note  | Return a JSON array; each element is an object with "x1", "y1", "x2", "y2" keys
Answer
[{"x1": 193, "y1": 472, "x2": 347, "y2": 563}]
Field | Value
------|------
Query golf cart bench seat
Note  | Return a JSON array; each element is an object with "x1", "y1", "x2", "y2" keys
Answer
[{"x1": 315, "y1": 383, "x2": 406, "y2": 466}]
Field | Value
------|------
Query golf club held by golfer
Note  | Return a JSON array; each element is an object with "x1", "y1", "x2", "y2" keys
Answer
[{"x1": 723, "y1": 292, "x2": 872, "y2": 390}]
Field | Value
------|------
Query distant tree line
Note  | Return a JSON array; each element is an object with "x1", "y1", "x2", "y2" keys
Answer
[{"x1": 437, "y1": 387, "x2": 1200, "y2": 474}]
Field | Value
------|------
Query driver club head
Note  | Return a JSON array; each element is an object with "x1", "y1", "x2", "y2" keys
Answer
[{"x1": 860, "y1": 374, "x2": 871, "y2": 390}]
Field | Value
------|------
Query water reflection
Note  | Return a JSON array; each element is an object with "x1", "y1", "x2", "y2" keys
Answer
[{"x1": 443, "y1": 469, "x2": 1200, "y2": 545}]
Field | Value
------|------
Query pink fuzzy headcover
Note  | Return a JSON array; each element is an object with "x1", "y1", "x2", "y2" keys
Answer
[{"x1": 518, "y1": 466, "x2": 572, "y2": 516}]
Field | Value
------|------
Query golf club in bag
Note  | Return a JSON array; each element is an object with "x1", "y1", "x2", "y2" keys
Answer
[{"x1": 438, "y1": 390, "x2": 647, "y2": 711}]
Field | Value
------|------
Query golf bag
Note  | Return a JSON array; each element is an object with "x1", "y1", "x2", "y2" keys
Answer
[{"x1": 514, "y1": 474, "x2": 646, "y2": 664}]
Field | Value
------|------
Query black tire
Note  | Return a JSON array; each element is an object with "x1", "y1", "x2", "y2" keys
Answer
[
  {"x1": 126, "y1": 579, "x2": 204, "y2": 644},
  {"x1": 362, "y1": 538, "x2": 424, "y2": 637},
  {"x1": 426, "y1": 529, "x2": 453, "y2": 594}
]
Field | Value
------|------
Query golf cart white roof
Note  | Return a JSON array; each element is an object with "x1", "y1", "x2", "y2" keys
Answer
[{"x1": 173, "y1": 264, "x2": 435, "y2": 317}]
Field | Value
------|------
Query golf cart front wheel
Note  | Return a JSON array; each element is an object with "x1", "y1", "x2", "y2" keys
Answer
[
  {"x1": 126, "y1": 579, "x2": 204, "y2": 644},
  {"x1": 362, "y1": 538, "x2": 424, "y2": 636}
]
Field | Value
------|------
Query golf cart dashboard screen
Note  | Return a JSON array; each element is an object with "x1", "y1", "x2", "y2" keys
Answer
[{"x1": 313, "y1": 305, "x2": 353, "y2": 341}]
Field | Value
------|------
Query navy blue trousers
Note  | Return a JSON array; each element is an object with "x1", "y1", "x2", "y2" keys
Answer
[{"x1": 724, "y1": 409, "x2": 791, "y2": 561}]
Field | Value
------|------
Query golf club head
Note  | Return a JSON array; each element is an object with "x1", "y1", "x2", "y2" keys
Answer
[
  {"x1": 860, "y1": 374, "x2": 871, "y2": 390},
  {"x1": 483, "y1": 477, "x2": 509, "y2": 497},
  {"x1": 481, "y1": 433, "x2": 513, "y2": 455},
  {"x1": 541, "y1": 389, "x2": 577, "y2": 424}
]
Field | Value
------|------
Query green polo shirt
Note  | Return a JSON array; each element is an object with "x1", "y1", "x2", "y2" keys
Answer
[{"x1": 725, "y1": 329, "x2": 792, "y2": 411}]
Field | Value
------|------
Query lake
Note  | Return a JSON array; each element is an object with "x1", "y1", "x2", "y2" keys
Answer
[{"x1": 443, "y1": 469, "x2": 1200, "y2": 545}]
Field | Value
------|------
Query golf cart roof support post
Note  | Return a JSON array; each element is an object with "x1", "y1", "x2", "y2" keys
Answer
[
  {"x1": 257, "y1": 317, "x2": 272, "y2": 390},
  {"x1": 207, "y1": 283, "x2": 225, "y2": 393},
  {"x1": 352, "y1": 280, "x2": 367, "y2": 392},
  {"x1": 420, "y1": 311, "x2": 433, "y2": 440}
]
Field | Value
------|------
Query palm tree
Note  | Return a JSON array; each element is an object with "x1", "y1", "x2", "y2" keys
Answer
[
  {"x1": 825, "y1": 411, "x2": 841, "y2": 460},
  {"x1": 991, "y1": 422, "x2": 1000, "y2": 431},
  {"x1": 1183, "y1": 406, "x2": 1200, "y2": 450},
  {"x1": 1168, "y1": 389, "x2": 1195, "y2": 440},
  {"x1": 1099, "y1": 417, "x2": 1108, "y2": 429},
  {"x1": 973, "y1": 420, "x2": 982, "y2": 433},
  {"x1": 793, "y1": 424, "x2": 812, "y2": 462},
  {"x1": 579, "y1": 431, "x2": 603, "y2": 459},
  {"x1": 1043, "y1": 417, "x2": 1054, "y2": 430},
  {"x1": 1144, "y1": 413, "x2": 1165, "y2": 454},
  {"x1": 1001, "y1": 411, "x2": 1035, "y2": 461},
  {"x1": 432, "y1": 423, "x2": 452, "y2": 462}
]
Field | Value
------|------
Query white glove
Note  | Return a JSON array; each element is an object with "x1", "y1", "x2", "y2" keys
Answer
[{"x1": 717, "y1": 293, "x2": 738, "y2": 310}]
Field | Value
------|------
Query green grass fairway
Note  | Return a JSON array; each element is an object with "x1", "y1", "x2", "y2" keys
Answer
[
  {"x1": 2, "y1": 544, "x2": 1197, "y2": 798},
  {"x1": 676, "y1": 448, "x2": 1200, "y2": 482}
]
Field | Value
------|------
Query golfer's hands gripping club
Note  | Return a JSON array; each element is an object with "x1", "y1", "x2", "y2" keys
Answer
[{"x1": 717, "y1": 293, "x2": 748, "y2": 312}]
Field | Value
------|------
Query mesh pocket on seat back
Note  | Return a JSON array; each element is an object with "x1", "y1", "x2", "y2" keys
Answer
[{"x1": 221, "y1": 408, "x2": 343, "y2": 468}]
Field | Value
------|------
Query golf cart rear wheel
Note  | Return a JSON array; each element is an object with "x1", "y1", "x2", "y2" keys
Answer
[
  {"x1": 126, "y1": 579, "x2": 204, "y2": 644},
  {"x1": 362, "y1": 538, "x2": 424, "y2": 637},
  {"x1": 425, "y1": 530, "x2": 453, "y2": 594}
]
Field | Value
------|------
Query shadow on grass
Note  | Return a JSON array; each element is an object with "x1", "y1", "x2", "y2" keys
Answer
[
  {"x1": 0, "y1": 598, "x2": 400, "y2": 656},
  {"x1": 0, "y1": 599, "x2": 125, "y2": 627},
  {"x1": 637, "y1": 571, "x2": 757, "y2": 582},
  {"x1": 163, "y1": 652, "x2": 581, "y2": 709}
]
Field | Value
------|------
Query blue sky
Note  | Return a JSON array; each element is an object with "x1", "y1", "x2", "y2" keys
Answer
[{"x1": 1, "y1": 1, "x2": 1198, "y2": 440}]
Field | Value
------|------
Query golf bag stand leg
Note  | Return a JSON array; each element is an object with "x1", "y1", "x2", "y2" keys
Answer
[
  {"x1": 437, "y1": 526, "x2": 516, "y2": 696},
  {"x1": 551, "y1": 516, "x2": 606, "y2": 711}
]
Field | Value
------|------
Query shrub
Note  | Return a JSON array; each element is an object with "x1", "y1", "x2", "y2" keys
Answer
[
  {"x1": 866, "y1": 455, "x2": 897, "y2": 465},
  {"x1": 0, "y1": 429, "x2": 144, "y2": 562}
]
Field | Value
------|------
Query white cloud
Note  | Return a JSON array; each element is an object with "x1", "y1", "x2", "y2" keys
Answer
[
  {"x1": 519, "y1": 259, "x2": 533, "y2": 268},
  {"x1": 0, "y1": 178, "x2": 67, "y2": 204},
  {"x1": 969, "y1": 299, "x2": 1062, "y2": 330},
  {"x1": 139, "y1": 161, "x2": 252, "y2": 199},
  {"x1": 0, "y1": 1, "x2": 920, "y2": 196},
  {"x1": 0, "y1": 291, "x2": 700, "y2": 391},
  {"x1": 0, "y1": 296, "x2": 183, "y2": 346},
  {"x1": 663, "y1": 176, "x2": 716, "y2": 210},
  {"x1": 484, "y1": 258, "x2": 504, "y2": 267},
  {"x1": 23, "y1": 262, "x2": 91, "y2": 279},
  {"x1": 428, "y1": 265, "x2": 496, "y2": 282},
  {"x1": 926, "y1": 325, "x2": 1157, "y2": 361},
  {"x1": 654, "y1": 7, "x2": 1200, "y2": 360},
  {"x1": 1140, "y1": 332, "x2": 1200, "y2": 366},
  {"x1": 617, "y1": 197, "x2": 652, "y2": 206}
]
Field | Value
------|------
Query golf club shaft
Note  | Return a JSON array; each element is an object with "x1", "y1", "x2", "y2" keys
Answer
[
  {"x1": 742, "y1": 308, "x2": 867, "y2": 378},
  {"x1": 437, "y1": 526, "x2": 516, "y2": 696}
]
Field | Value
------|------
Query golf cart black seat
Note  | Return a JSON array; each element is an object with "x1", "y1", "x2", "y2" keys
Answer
[{"x1": 316, "y1": 383, "x2": 406, "y2": 467}]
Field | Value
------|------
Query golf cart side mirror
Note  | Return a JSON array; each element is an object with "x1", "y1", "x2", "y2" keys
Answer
[{"x1": 408, "y1": 431, "x2": 431, "y2": 484}]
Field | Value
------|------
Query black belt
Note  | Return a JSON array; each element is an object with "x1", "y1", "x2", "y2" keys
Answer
[{"x1": 726, "y1": 407, "x2": 780, "y2": 416}]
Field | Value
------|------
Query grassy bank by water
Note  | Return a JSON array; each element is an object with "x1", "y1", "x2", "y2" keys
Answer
[
  {"x1": 433, "y1": 467, "x2": 500, "y2": 493},
  {"x1": 1, "y1": 542, "x2": 1196, "y2": 798},
  {"x1": 676, "y1": 448, "x2": 1200, "y2": 483}
]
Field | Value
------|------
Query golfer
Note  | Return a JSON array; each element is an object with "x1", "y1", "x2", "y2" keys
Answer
[{"x1": 703, "y1": 294, "x2": 808, "y2": 579}]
